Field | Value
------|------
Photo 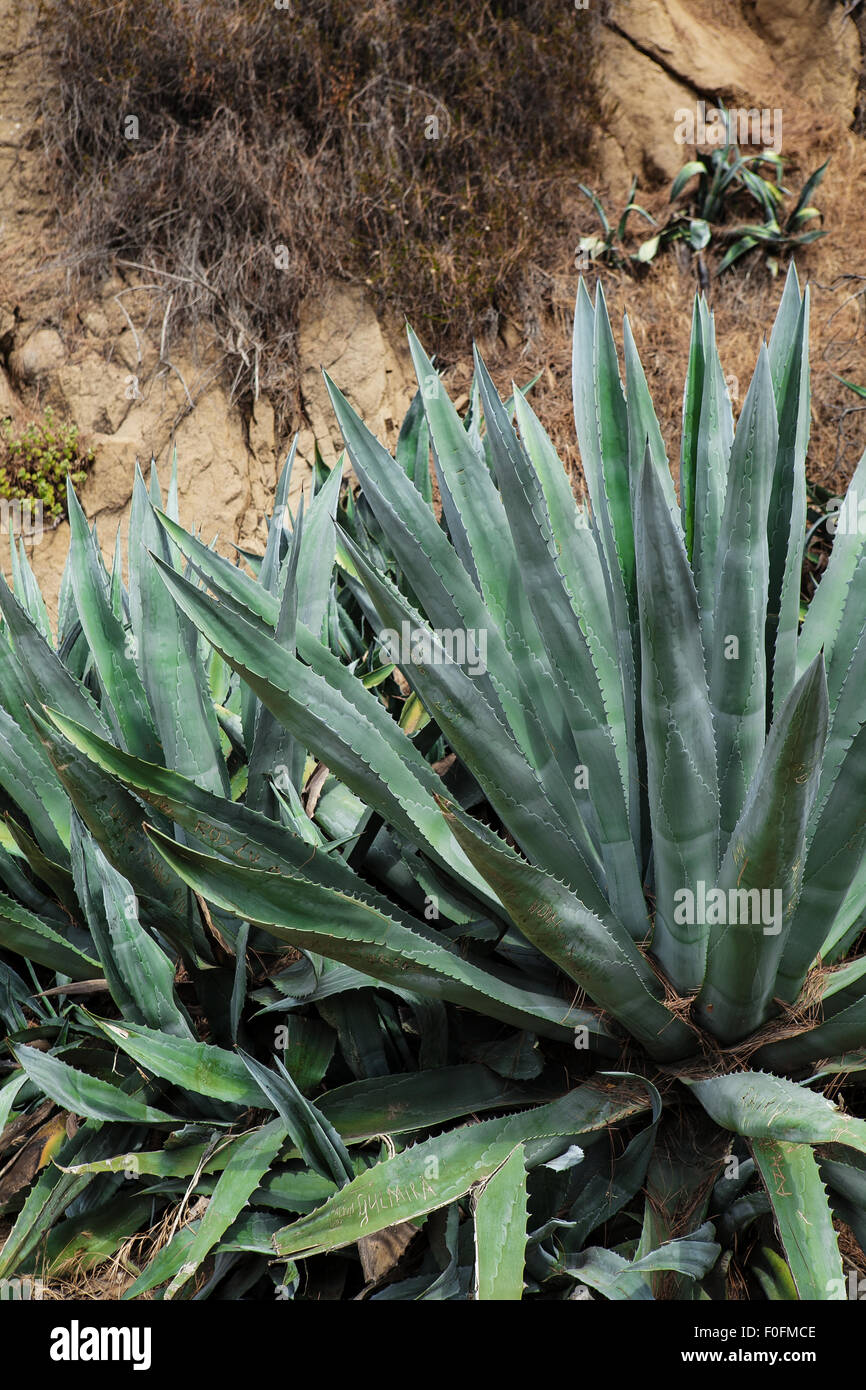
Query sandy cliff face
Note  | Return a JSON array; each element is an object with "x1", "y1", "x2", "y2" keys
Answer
[{"x1": 0, "y1": 0, "x2": 863, "y2": 615}]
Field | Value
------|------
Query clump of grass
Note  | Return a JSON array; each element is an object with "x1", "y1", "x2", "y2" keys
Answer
[
  {"x1": 36, "y1": 0, "x2": 600, "y2": 419},
  {"x1": 0, "y1": 407, "x2": 93, "y2": 523}
]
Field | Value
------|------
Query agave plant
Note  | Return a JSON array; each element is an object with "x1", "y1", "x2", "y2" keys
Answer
[{"x1": 1, "y1": 265, "x2": 866, "y2": 1301}]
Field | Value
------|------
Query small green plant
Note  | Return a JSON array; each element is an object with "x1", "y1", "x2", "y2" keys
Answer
[
  {"x1": 669, "y1": 108, "x2": 828, "y2": 272},
  {"x1": 580, "y1": 109, "x2": 828, "y2": 278},
  {"x1": 576, "y1": 177, "x2": 659, "y2": 270},
  {"x1": 0, "y1": 407, "x2": 93, "y2": 524}
]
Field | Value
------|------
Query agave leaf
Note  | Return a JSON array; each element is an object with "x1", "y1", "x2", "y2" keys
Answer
[
  {"x1": 11, "y1": 1043, "x2": 180, "y2": 1125},
  {"x1": 441, "y1": 801, "x2": 695, "y2": 1061},
  {"x1": 406, "y1": 328, "x2": 566, "y2": 743},
  {"x1": 395, "y1": 385, "x2": 433, "y2": 502},
  {"x1": 797, "y1": 445, "x2": 866, "y2": 695},
  {"x1": 325, "y1": 375, "x2": 574, "y2": 789},
  {"x1": 239, "y1": 1051, "x2": 353, "y2": 1187},
  {"x1": 258, "y1": 439, "x2": 295, "y2": 597},
  {"x1": 691, "y1": 300, "x2": 733, "y2": 655},
  {"x1": 709, "y1": 345, "x2": 777, "y2": 842},
  {"x1": 149, "y1": 555, "x2": 489, "y2": 898},
  {"x1": 0, "y1": 705, "x2": 69, "y2": 859},
  {"x1": 69, "y1": 812, "x2": 192, "y2": 1037},
  {"x1": 4, "y1": 815, "x2": 77, "y2": 914},
  {"x1": 766, "y1": 285, "x2": 809, "y2": 715},
  {"x1": 592, "y1": 285, "x2": 634, "y2": 604},
  {"x1": 513, "y1": 392, "x2": 629, "y2": 800},
  {"x1": 634, "y1": 452, "x2": 719, "y2": 991},
  {"x1": 41, "y1": 708, "x2": 443, "y2": 933},
  {"x1": 8, "y1": 530, "x2": 51, "y2": 640},
  {"x1": 406, "y1": 327, "x2": 515, "y2": 617},
  {"x1": 622, "y1": 316, "x2": 679, "y2": 527},
  {"x1": 695, "y1": 653, "x2": 828, "y2": 1042},
  {"x1": 272, "y1": 1079, "x2": 651, "y2": 1257},
  {"x1": 295, "y1": 454, "x2": 343, "y2": 641},
  {"x1": 163, "y1": 1119, "x2": 286, "y2": 1299},
  {"x1": 145, "y1": 826, "x2": 594, "y2": 1041},
  {"x1": 757, "y1": 993, "x2": 866, "y2": 1072},
  {"x1": 25, "y1": 706, "x2": 190, "y2": 922},
  {"x1": 44, "y1": 1191, "x2": 154, "y2": 1277},
  {"x1": 687, "y1": 1071, "x2": 866, "y2": 1153},
  {"x1": 567, "y1": 1226, "x2": 720, "y2": 1300},
  {"x1": 474, "y1": 1143, "x2": 527, "y2": 1300},
  {"x1": 775, "y1": 719, "x2": 866, "y2": 1003},
  {"x1": 813, "y1": 613, "x2": 866, "y2": 835},
  {"x1": 341, "y1": 529, "x2": 611, "y2": 902},
  {"x1": 0, "y1": 1123, "x2": 136, "y2": 1280},
  {"x1": 128, "y1": 470, "x2": 228, "y2": 797},
  {"x1": 751, "y1": 1139, "x2": 844, "y2": 1300},
  {"x1": 0, "y1": 571, "x2": 110, "y2": 741},
  {"x1": 65, "y1": 1066, "x2": 539, "y2": 1181},
  {"x1": 572, "y1": 282, "x2": 638, "y2": 780},
  {"x1": 567, "y1": 1118, "x2": 661, "y2": 1251},
  {"x1": 90, "y1": 1015, "x2": 267, "y2": 1106},
  {"x1": 66, "y1": 480, "x2": 162, "y2": 764},
  {"x1": 474, "y1": 350, "x2": 646, "y2": 936},
  {"x1": 0, "y1": 890, "x2": 98, "y2": 978},
  {"x1": 767, "y1": 263, "x2": 803, "y2": 399},
  {"x1": 246, "y1": 511, "x2": 303, "y2": 815}
]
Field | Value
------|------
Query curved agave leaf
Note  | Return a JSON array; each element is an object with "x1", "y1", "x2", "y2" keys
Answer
[
  {"x1": 766, "y1": 282, "x2": 809, "y2": 715},
  {"x1": 566, "y1": 1225, "x2": 720, "y2": 1300},
  {"x1": 323, "y1": 374, "x2": 581, "y2": 803},
  {"x1": 474, "y1": 1143, "x2": 528, "y2": 1301},
  {"x1": 708, "y1": 345, "x2": 777, "y2": 844},
  {"x1": 337, "y1": 530, "x2": 608, "y2": 906},
  {"x1": 66, "y1": 480, "x2": 162, "y2": 765},
  {"x1": 441, "y1": 799, "x2": 695, "y2": 1061},
  {"x1": 695, "y1": 653, "x2": 828, "y2": 1043},
  {"x1": 0, "y1": 890, "x2": 98, "y2": 978},
  {"x1": 751, "y1": 1139, "x2": 844, "y2": 1300},
  {"x1": 43, "y1": 708, "x2": 457, "y2": 931},
  {"x1": 148, "y1": 556, "x2": 489, "y2": 898},
  {"x1": 797, "y1": 445, "x2": 866, "y2": 698},
  {"x1": 25, "y1": 706, "x2": 190, "y2": 924},
  {"x1": 775, "y1": 719, "x2": 866, "y2": 1003},
  {"x1": 271, "y1": 1078, "x2": 651, "y2": 1258},
  {"x1": 11, "y1": 1043, "x2": 180, "y2": 1125},
  {"x1": 687, "y1": 1071, "x2": 866, "y2": 1153},
  {"x1": 474, "y1": 349, "x2": 646, "y2": 937},
  {"x1": 634, "y1": 452, "x2": 719, "y2": 991},
  {"x1": 144, "y1": 827, "x2": 591, "y2": 1041},
  {"x1": 0, "y1": 704, "x2": 69, "y2": 859},
  {"x1": 0, "y1": 570, "x2": 110, "y2": 742}
]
